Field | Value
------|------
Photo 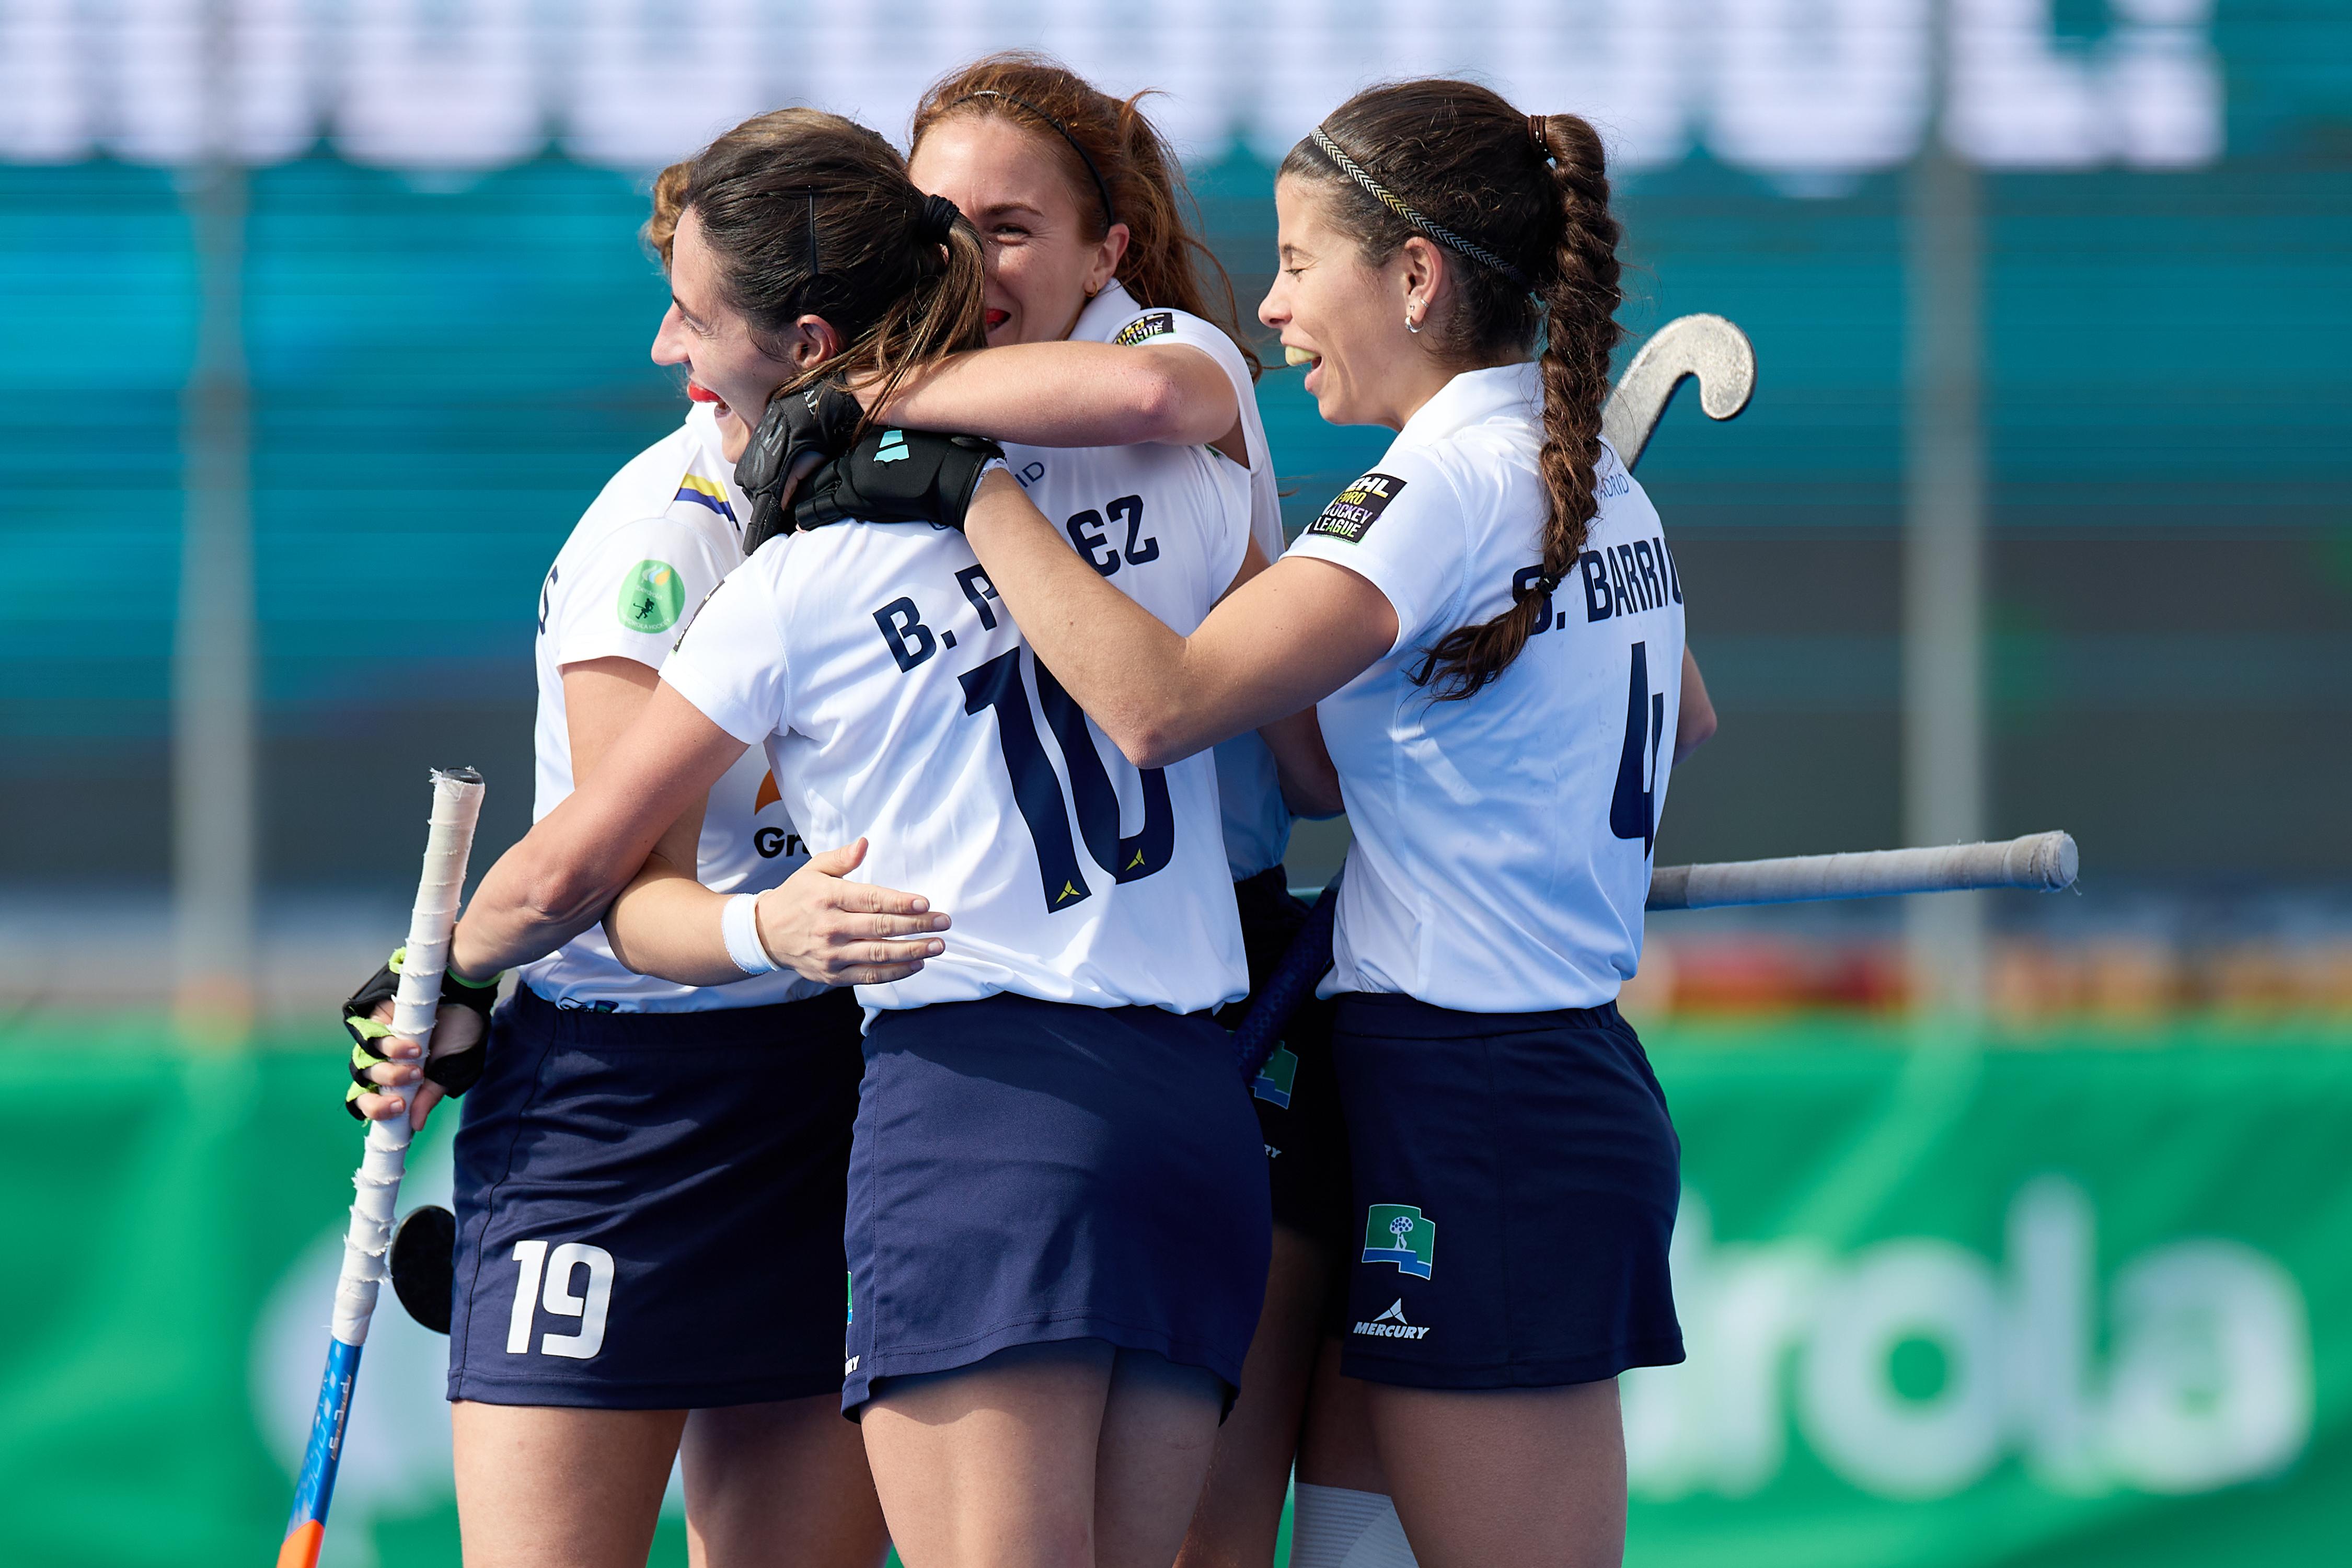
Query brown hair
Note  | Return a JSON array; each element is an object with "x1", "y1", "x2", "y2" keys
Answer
[
  {"x1": 648, "y1": 108, "x2": 989, "y2": 419},
  {"x1": 1282, "y1": 80, "x2": 1622, "y2": 700},
  {"x1": 912, "y1": 52, "x2": 1259, "y2": 378}
]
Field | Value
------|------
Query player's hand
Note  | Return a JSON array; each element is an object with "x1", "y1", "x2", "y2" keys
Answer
[
  {"x1": 755, "y1": 837, "x2": 951, "y2": 986},
  {"x1": 737, "y1": 380, "x2": 864, "y2": 553},
  {"x1": 342, "y1": 949, "x2": 501, "y2": 1129},
  {"x1": 791, "y1": 428, "x2": 1005, "y2": 534},
  {"x1": 347, "y1": 1002, "x2": 487, "y2": 1131}
]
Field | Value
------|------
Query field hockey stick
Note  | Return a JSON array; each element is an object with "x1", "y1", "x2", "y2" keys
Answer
[
  {"x1": 1232, "y1": 834, "x2": 2075, "y2": 1074},
  {"x1": 279, "y1": 767, "x2": 486, "y2": 1568},
  {"x1": 1233, "y1": 878, "x2": 1340, "y2": 1087},
  {"x1": 1645, "y1": 830, "x2": 2077, "y2": 911},
  {"x1": 1600, "y1": 313, "x2": 1757, "y2": 468}
]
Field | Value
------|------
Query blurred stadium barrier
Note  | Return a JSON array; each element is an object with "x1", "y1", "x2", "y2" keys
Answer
[
  {"x1": 0, "y1": 1034, "x2": 2342, "y2": 1565},
  {"x1": 0, "y1": 0, "x2": 2223, "y2": 176}
]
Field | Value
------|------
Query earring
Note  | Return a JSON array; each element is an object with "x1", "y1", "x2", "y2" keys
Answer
[{"x1": 1405, "y1": 304, "x2": 1423, "y2": 335}]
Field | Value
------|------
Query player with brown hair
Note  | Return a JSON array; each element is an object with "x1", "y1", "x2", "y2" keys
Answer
[{"x1": 819, "y1": 78, "x2": 1712, "y2": 1568}]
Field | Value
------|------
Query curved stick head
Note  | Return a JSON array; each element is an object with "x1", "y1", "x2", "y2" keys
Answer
[{"x1": 1600, "y1": 313, "x2": 1758, "y2": 470}]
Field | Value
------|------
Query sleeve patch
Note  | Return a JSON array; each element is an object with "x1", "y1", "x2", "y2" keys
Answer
[
  {"x1": 1303, "y1": 472, "x2": 1406, "y2": 544},
  {"x1": 617, "y1": 559, "x2": 685, "y2": 633},
  {"x1": 1113, "y1": 311, "x2": 1175, "y2": 347}
]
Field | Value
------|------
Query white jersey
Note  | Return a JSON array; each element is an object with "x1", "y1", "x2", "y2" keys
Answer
[
  {"x1": 1286, "y1": 362, "x2": 1685, "y2": 1013},
  {"x1": 522, "y1": 403, "x2": 825, "y2": 1012},
  {"x1": 1002, "y1": 281, "x2": 1292, "y2": 882},
  {"x1": 661, "y1": 434, "x2": 1252, "y2": 1019}
]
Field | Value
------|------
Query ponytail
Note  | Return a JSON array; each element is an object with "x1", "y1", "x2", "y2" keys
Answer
[
  {"x1": 668, "y1": 108, "x2": 989, "y2": 439},
  {"x1": 1282, "y1": 82, "x2": 1624, "y2": 700}
]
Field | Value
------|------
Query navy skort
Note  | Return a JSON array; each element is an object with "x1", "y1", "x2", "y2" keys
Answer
[
  {"x1": 1226, "y1": 869, "x2": 1351, "y2": 1251},
  {"x1": 1332, "y1": 994, "x2": 1685, "y2": 1389},
  {"x1": 447, "y1": 982, "x2": 863, "y2": 1409},
  {"x1": 844, "y1": 993, "x2": 1271, "y2": 1415}
]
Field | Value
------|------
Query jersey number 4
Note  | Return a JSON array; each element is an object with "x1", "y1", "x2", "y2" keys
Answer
[
  {"x1": 1611, "y1": 641, "x2": 1664, "y2": 857},
  {"x1": 961, "y1": 649, "x2": 1175, "y2": 912}
]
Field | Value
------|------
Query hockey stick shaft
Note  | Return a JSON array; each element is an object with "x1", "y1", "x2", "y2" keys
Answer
[
  {"x1": 1233, "y1": 878, "x2": 1340, "y2": 1087},
  {"x1": 1645, "y1": 831, "x2": 2078, "y2": 911},
  {"x1": 279, "y1": 768, "x2": 485, "y2": 1568}
]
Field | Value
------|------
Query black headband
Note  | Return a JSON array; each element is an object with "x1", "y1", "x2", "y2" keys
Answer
[
  {"x1": 952, "y1": 89, "x2": 1117, "y2": 229},
  {"x1": 1309, "y1": 126, "x2": 1540, "y2": 303}
]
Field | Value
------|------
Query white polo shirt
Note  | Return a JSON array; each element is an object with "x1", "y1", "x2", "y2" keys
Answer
[
  {"x1": 661, "y1": 425, "x2": 1252, "y2": 1019},
  {"x1": 1285, "y1": 362, "x2": 1685, "y2": 1013},
  {"x1": 522, "y1": 403, "x2": 825, "y2": 1011},
  {"x1": 999, "y1": 280, "x2": 1293, "y2": 882}
]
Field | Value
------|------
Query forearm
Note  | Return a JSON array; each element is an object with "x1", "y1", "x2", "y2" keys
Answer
[
  {"x1": 963, "y1": 475, "x2": 1247, "y2": 763},
  {"x1": 603, "y1": 857, "x2": 746, "y2": 987},
  {"x1": 875, "y1": 342, "x2": 1230, "y2": 449},
  {"x1": 448, "y1": 827, "x2": 633, "y2": 979},
  {"x1": 1674, "y1": 645, "x2": 1717, "y2": 765},
  {"x1": 448, "y1": 684, "x2": 749, "y2": 979},
  {"x1": 1261, "y1": 708, "x2": 1344, "y2": 818}
]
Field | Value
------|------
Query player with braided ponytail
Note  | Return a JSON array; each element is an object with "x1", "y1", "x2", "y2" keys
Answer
[{"x1": 894, "y1": 78, "x2": 1716, "y2": 1568}]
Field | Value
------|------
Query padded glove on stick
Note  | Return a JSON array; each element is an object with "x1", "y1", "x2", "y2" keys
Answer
[{"x1": 280, "y1": 768, "x2": 486, "y2": 1568}]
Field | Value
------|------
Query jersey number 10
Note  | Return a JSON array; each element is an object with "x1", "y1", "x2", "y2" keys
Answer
[{"x1": 961, "y1": 649, "x2": 1175, "y2": 912}]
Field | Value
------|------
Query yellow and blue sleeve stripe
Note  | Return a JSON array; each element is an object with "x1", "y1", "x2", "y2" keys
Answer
[{"x1": 675, "y1": 473, "x2": 737, "y2": 523}]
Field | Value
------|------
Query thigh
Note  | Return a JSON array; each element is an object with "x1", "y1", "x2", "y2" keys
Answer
[
  {"x1": 1367, "y1": 1379, "x2": 1626, "y2": 1568},
  {"x1": 681, "y1": 1397, "x2": 889, "y2": 1568},
  {"x1": 859, "y1": 1341, "x2": 1115, "y2": 1568},
  {"x1": 1175, "y1": 1227, "x2": 1335, "y2": 1568},
  {"x1": 1295, "y1": 1336, "x2": 1387, "y2": 1494},
  {"x1": 1095, "y1": 1349, "x2": 1223, "y2": 1568},
  {"x1": 451, "y1": 1401, "x2": 684, "y2": 1568}
]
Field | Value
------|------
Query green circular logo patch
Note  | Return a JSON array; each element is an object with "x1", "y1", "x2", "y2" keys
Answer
[{"x1": 617, "y1": 559, "x2": 684, "y2": 633}]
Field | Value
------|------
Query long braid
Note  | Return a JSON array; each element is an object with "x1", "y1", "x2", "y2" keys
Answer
[
  {"x1": 1382, "y1": 106, "x2": 1620, "y2": 700},
  {"x1": 1531, "y1": 112, "x2": 1622, "y2": 616}
]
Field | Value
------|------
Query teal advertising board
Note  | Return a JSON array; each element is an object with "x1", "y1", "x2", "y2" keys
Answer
[{"x1": 0, "y1": 1028, "x2": 2342, "y2": 1565}]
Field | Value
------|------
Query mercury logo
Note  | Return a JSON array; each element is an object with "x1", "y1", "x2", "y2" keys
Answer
[{"x1": 1353, "y1": 1299, "x2": 1431, "y2": 1341}]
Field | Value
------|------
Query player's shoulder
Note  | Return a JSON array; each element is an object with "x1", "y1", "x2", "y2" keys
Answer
[
  {"x1": 558, "y1": 413, "x2": 740, "y2": 567},
  {"x1": 1583, "y1": 436, "x2": 1664, "y2": 547}
]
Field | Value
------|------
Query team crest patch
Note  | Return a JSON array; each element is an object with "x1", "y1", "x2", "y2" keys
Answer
[
  {"x1": 1113, "y1": 311, "x2": 1175, "y2": 347},
  {"x1": 618, "y1": 559, "x2": 683, "y2": 633},
  {"x1": 1252, "y1": 1044, "x2": 1299, "y2": 1109},
  {"x1": 1363, "y1": 1202, "x2": 1435, "y2": 1278},
  {"x1": 1305, "y1": 472, "x2": 1405, "y2": 544}
]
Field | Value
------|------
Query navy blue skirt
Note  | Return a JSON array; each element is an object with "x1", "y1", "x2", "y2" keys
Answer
[
  {"x1": 447, "y1": 983, "x2": 863, "y2": 1409},
  {"x1": 1331, "y1": 993, "x2": 1685, "y2": 1390},
  {"x1": 844, "y1": 994, "x2": 1271, "y2": 1414}
]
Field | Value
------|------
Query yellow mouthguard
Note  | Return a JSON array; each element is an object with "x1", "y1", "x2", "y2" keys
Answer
[{"x1": 1285, "y1": 347, "x2": 1317, "y2": 368}]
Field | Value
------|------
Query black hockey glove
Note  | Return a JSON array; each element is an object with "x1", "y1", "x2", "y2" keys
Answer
[
  {"x1": 341, "y1": 948, "x2": 502, "y2": 1120},
  {"x1": 735, "y1": 379, "x2": 864, "y2": 554},
  {"x1": 791, "y1": 426, "x2": 1006, "y2": 534}
]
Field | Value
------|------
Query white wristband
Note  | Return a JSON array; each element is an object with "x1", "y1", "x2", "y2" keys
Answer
[{"x1": 720, "y1": 893, "x2": 778, "y2": 976}]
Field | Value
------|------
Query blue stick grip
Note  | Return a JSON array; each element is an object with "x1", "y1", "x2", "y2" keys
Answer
[
  {"x1": 1232, "y1": 878, "x2": 1341, "y2": 1086},
  {"x1": 279, "y1": 1336, "x2": 363, "y2": 1565}
]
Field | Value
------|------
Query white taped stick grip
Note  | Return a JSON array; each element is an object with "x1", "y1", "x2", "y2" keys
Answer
[
  {"x1": 332, "y1": 768, "x2": 486, "y2": 1347},
  {"x1": 1647, "y1": 830, "x2": 2078, "y2": 912}
]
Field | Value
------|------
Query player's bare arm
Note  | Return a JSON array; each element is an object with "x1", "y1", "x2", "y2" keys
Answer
[
  {"x1": 1676, "y1": 646, "x2": 1716, "y2": 763},
  {"x1": 866, "y1": 339, "x2": 1243, "y2": 456},
  {"x1": 962, "y1": 467, "x2": 1397, "y2": 767},
  {"x1": 606, "y1": 819, "x2": 948, "y2": 990},
  {"x1": 351, "y1": 652, "x2": 669, "y2": 1123}
]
